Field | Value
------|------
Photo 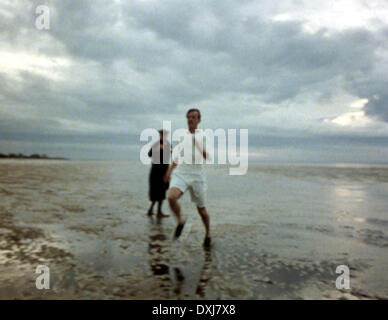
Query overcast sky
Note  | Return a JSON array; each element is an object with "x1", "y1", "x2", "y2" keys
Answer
[{"x1": 1, "y1": 0, "x2": 388, "y2": 162}]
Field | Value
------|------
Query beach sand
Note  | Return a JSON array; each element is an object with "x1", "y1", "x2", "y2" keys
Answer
[{"x1": 0, "y1": 160, "x2": 387, "y2": 299}]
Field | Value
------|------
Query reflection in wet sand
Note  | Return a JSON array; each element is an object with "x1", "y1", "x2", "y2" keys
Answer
[
  {"x1": 148, "y1": 216, "x2": 171, "y2": 296},
  {"x1": 195, "y1": 250, "x2": 212, "y2": 297},
  {"x1": 147, "y1": 216, "x2": 215, "y2": 298}
]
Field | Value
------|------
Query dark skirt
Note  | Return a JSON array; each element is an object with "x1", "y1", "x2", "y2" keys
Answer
[{"x1": 149, "y1": 164, "x2": 169, "y2": 201}]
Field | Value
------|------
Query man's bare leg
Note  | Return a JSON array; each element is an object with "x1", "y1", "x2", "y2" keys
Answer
[
  {"x1": 197, "y1": 206, "x2": 210, "y2": 237},
  {"x1": 167, "y1": 187, "x2": 183, "y2": 223},
  {"x1": 168, "y1": 187, "x2": 186, "y2": 238}
]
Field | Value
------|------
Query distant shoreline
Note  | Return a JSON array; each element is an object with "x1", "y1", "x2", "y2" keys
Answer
[
  {"x1": 0, "y1": 154, "x2": 69, "y2": 160},
  {"x1": 0, "y1": 158, "x2": 69, "y2": 160}
]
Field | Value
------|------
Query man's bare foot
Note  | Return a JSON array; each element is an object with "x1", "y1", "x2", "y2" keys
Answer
[
  {"x1": 174, "y1": 221, "x2": 185, "y2": 239},
  {"x1": 203, "y1": 236, "x2": 211, "y2": 249}
]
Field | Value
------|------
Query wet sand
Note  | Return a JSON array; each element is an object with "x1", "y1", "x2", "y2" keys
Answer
[{"x1": 0, "y1": 160, "x2": 387, "y2": 299}]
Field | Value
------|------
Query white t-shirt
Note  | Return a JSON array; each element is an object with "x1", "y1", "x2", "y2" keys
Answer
[{"x1": 172, "y1": 129, "x2": 207, "y2": 176}]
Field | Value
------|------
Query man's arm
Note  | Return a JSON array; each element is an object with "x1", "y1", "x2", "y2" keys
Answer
[
  {"x1": 194, "y1": 137, "x2": 209, "y2": 160},
  {"x1": 164, "y1": 161, "x2": 177, "y2": 182}
]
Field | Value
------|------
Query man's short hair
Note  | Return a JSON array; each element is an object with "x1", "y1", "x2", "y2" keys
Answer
[{"x1": 186, "y1": 108, "x2": 201, "y2": 120}]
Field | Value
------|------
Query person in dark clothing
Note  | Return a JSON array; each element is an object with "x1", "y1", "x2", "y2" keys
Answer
[{"x1": 147, "y1": 130, "x2": 171, "y2": 217}]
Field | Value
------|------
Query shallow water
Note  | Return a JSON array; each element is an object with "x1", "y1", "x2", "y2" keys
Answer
[{"x1": 0, "y1": 160, "x2": 387, "y2": 299}]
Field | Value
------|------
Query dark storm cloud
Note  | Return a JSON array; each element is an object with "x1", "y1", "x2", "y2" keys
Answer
[
  {"x1": 4, "y1": 0, "x2": 386, "y2": 116},
  {"x1": 1, "y1": 0, "x2": 388, "y2": 160},
  {"x1": 123, "y1": 0, "x2": 380, "y2": 103},
  {"x1": 339, "y1": 27, "x2": 388, "y2": 122},
  {"x1": 365, "y1": 91, "x2": 388, "y2": 122}
]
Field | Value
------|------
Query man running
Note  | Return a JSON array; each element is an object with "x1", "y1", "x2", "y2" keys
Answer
[{"x1": 164, "y1": 108, "x2": 211, "y2": 249}]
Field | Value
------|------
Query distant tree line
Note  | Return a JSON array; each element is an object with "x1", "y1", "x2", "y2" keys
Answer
[{"x1": 0, "y1": 153, "x2": 68, "y2": 160}]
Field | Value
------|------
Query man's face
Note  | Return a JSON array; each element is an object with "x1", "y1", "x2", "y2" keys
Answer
[{"x1": 187, "y1": 111, "x2": 200, "y2": 129}]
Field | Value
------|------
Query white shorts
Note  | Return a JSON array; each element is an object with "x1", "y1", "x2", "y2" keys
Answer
[{"x1": 170, "y1": 172, "x2": 207, "y2": 208}]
